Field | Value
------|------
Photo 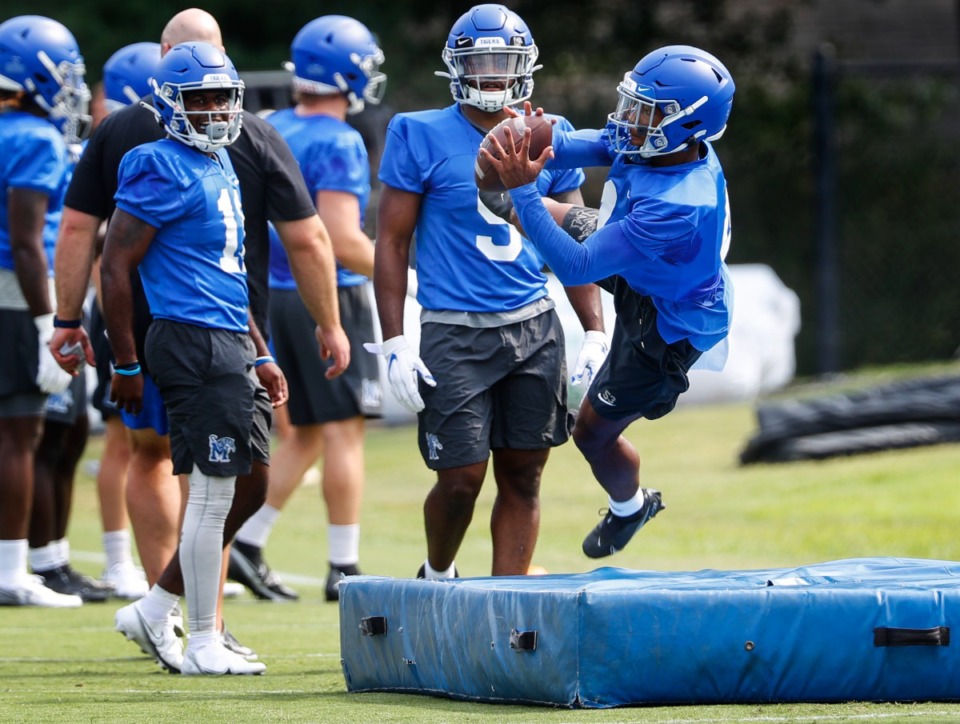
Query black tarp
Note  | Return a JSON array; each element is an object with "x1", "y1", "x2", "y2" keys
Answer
[{"x1": 739, "y1": 375, "x2": 960, "y2": 464}]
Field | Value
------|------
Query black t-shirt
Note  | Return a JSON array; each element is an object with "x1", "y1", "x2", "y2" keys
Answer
[{"x1": 68, "y1": 99, "x2": 316, "y2": 341}]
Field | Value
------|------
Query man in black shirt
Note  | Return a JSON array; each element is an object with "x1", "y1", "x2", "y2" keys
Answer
[{"x1": 50, "y1": 8, "x2": 349, "y2": 674}]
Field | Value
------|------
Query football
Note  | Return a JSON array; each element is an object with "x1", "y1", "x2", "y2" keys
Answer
[{"x1": 474, "y1": 114, "x2": 553, "y2": 192}]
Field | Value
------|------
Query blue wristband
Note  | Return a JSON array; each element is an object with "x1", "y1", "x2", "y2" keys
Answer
[
  {"x1": 114, "y1": 364, "x2": 141, "y2": 377},
  {"x1": 254, "y1": 355, "x2": 275, "y2": 368}
]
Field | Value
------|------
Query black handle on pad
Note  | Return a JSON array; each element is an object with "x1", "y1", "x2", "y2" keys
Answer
[{"x1": 874, "y1": 626, "x2": 949, "y2": 647}]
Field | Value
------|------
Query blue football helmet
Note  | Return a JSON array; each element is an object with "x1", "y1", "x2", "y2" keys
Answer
[
  {"x1": 103, "y1": 42, "x2": 161, "y2": 113},
  {"x1": 0, "y1": 15, "x2": 91, "y2": 143},
  {"x1": 286, "y1": 15, "x2": 386, "y2": 115},
  {"x1": 607, "y1": 45, "x2": 735, "y2": 157},
  {"x1": 437, "y1": 4, "x2": 540, "y2": 113},
  {"x1": 149, "y1": 42, "x2": 244, "y2": 153}
]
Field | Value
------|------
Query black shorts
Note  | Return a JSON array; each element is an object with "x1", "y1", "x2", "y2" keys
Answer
[
  {"x1": 88, "y1": 303, "x2": 119, "y2": 421},
  {"x1": 145, "y1": 320, "x2": 271, "y2": 477},
  {"x1": 269, "y1": 285, "x2": 382, "y2": 425},
  {"x1": 418, "y1": 310, "x2": 571, "y2": 470},
  {"x1": 0, "y1": 308, "x2": 42, "y2": 401},
  {"x1": 587, "y1": 277, "x2": 702, "y2": 422}
]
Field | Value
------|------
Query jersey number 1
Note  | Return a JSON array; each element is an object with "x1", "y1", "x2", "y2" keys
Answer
[{"x1": 217, "y1": 188, "x2": 245, "y2": 273}]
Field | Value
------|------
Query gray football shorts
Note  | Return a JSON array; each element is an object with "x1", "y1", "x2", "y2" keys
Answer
[
  {"x1": 588, "y1": 277, "x2": 702, "y2": 422},
  {"x1": 145, "y1": 320, "x2": 271, "y2": 477},
  {"x1": 417, "y1": 309, "x2": 571, "y2": 471},
  {"x1": 269, "y1": 284, "x2": 382, "y2": 426}
]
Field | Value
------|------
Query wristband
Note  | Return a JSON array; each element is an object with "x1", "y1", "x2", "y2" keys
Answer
[
  {"x1": 114, "y1": 364, "x2": 141, "y2": 377},
  {"x1": 53, "y1": 316, "x2": 82, "y2": 329},
  {"x1": 254, "y1": 355, "x2": 275, "y2": 368}
]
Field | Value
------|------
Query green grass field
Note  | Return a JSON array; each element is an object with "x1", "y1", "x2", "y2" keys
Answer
[{"x1": 3, "y1": 364, "x2": 960, "y2": 722}]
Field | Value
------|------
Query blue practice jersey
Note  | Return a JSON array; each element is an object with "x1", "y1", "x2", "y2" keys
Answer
[
  {"x1": 266, "y1": 109, "x2": 370, "y2": 290},
  {"x1": 115, "y1": 139, "x2": 248, "y2": 332},
  {"x1": 0, "y1": 111, "x2": 69, "y2": 274},
  {"x1": 379, "y1": 104, "x2": 585, "y2": 313},
  {"x1": 513, "y1": 129, "x2": 731, "y2": 351}
]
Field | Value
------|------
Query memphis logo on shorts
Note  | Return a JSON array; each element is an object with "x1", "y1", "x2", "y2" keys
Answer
[
  {"x1": 208, "y1": 434, "x2": 237, "y2": 463},
  {"x1": 426, "y1": 432, "x2": 443, "y2": 461}
]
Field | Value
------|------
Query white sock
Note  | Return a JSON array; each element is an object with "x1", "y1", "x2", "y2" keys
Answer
[
  {"x1": 138, "y1": 584, "x2": 180, "y2": 624},
  {"x1": 53, "y1": 538, "x2": 69, "y2": 567},
  {"x1": 189, "y1": 631, "x2": 219, "y2": 650},
  {"x1": 328, "y1": 524, "x2": 360, "y2": 567},
  {"x1": 424, "y1": 559, "x2": 456, "y2": 580},
  {"x1": 103, "y1": 529, "x2": 134, "y2": 569},
  {"x1": 0, "y1": 539, "x2": 28, "y2": 587},
  {"x1": 607, "y1": 489, "x2": 645, "y2": 518},
  {"x1": 180, "y1": 468, "x2": 235, "y2": 637},
  {"x1": 28, "y1": 543, "x2": 59, "y2": 573},
  {"x1": 235, "y1": 504, "x2": 280, "y2": 548}
]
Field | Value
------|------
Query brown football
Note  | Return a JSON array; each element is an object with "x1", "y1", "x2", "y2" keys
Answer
[{"x1": 474, "y1": 114, "x2": 554, "y2": 192}]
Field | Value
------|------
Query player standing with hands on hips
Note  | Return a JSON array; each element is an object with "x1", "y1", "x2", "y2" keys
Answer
[
  {"x1": 370, "y1": 4, "x2": 606, "y2": 579},
  {"x1": 101, "y1": 42, "x2": 267, "y2": 675},
  {"x1": 480, "y1": 46, "x2": 735, "y2": 559}
]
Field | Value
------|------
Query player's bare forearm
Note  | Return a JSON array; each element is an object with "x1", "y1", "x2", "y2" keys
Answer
[
  {"x1": 247, "y1": 311, "x2": 270, "y2": 358},
  {"x1": 8, "y1": 188, "x2": 53, "y2": 317},
  {"x1": 275, "y1": 215, "x2": 342, "y2": 331},
  {"x1": 316, "y1": 189, "x2": 375, "y2": 278},
  {"x1": 565, "y1": 283, "x2": 604, "y2": 333},
  {"x1": 53, "y1": 207, "x2": 101, "y2": 320},
  {"x1": 374, "y1": 185, "x2": 420, "y2": 339},
  {"x1": 100, "y1": 210, "x2": 155, "y2": 364}
]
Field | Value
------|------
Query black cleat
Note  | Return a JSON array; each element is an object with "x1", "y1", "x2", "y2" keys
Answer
[
  {"x1": 324, "y1": 563, "x2": 361, "y2": 602},
  {"x1": 581, "y1": 489, "x2": 665, "y2": 559},
  {"x1": 227, "y1": 541, "x2": 299, "y2": 601},
  {"x1": 35, "y1": 564, "x2": 115, "y2": 603}
]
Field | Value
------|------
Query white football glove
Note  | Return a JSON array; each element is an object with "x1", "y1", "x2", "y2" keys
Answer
[
  {"x1": 363, "y1": 335, "x2": 436, "y2": 413},
  {"x1": 34, "y1": 313, "x2": 74, "y2": 394},
  {"x1": 571, "y1": 330, "x2": 609, "y2": 388}
]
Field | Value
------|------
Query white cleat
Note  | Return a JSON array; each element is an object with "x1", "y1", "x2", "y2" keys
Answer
[
  {"x1": 0, "y1": 575, "x2": 83, "y2": 608},
  {"x1": 102, "y1": 563, "x2": 149, "y2": 600},
  {"x1": 115, "y1": 600, "x2": 184, "y2": 673},
  {"x1": 222, "y1": 581, "x2": 245, "y2": 599},
  {"x1": 182, "y1": 640, "x2": 266, "y2": 676}
]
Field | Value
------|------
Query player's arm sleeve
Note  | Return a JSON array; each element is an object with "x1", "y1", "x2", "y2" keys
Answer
[
  {"x1": 113, "y1": 150, "x2": 180, "y2": 229},
  {"x1": 547, "y1": 127, "x2": 614, "y2": 170},
  {"x1": 378, "y1": 119, "x2": 424, "y2": 194},
  {"x1": 8, "y1": 134, "x2": 64, "y2": 195},
  {"x1": 510, "y1": 182, "x2": 636, "y2": 286}
]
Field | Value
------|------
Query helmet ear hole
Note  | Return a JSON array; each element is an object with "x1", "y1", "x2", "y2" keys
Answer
[{"x1": 288, "y1": 16, "x2": 386, "y2": 114}]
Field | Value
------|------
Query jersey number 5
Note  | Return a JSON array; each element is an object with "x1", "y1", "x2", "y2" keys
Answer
[{"x1": 476, "y1": 193, "x2": 522, "y2": 262}]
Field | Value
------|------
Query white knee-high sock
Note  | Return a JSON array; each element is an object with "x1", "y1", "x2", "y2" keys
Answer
[
  {"x1": 180, "y1": 468, "x2": 235, "y2": 640},
  {"x1": 235, "y1": 504, "x2": 280, "y2": 548}
]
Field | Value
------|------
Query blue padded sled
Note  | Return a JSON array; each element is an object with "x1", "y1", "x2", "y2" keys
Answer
[{"x1": 339, "y1": 558, "x2": 960, "y2": 707}]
